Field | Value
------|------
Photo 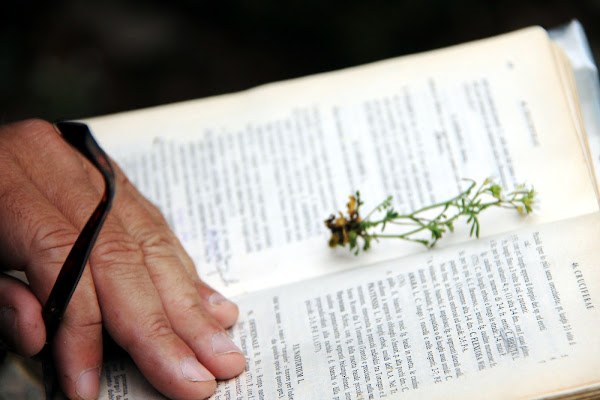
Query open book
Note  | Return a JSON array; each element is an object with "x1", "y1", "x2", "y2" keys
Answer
[{"x1": 89, "y1": 23, "x2": 600, "y2": 400}]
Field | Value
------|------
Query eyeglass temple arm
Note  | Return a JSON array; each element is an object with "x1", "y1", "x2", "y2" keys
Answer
[{"x1": 41, "y1": 121, "x2": 116, "y2": 345}]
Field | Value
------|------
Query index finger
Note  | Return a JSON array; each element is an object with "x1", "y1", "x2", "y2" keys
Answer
[{"x1": 88, "y1": 208, "x2": 221, "y2": 399}]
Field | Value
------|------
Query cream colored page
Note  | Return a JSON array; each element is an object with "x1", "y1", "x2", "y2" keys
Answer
[
  {"x1": 204, "y1": 213, "x2": 600, "y2": 400},
  {"x1": 550, "y1": 43, "x2": 599, "y2": 196},
  {"x1": 86, "y1": 26, "x2": 597, "y2": 297},
  {"x1": 100, "y1": 359, "x2": 164, "y2": 400},
  {"x1": 98, "y1": 214, "x2": 600, "y2": 400}
]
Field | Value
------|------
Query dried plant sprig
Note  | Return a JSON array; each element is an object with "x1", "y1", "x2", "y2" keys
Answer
[{"x1": 325, "y1": 178, "x2": 536, "y2": 254}]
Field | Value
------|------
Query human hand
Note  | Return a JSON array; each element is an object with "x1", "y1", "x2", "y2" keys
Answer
[{"x1": 0, "y1": 119, "x2": 245, "y2": 399}]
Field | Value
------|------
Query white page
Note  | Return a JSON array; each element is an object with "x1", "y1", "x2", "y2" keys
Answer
[
  {"x1": 91, "y1": 26, "x2": 600, "y2": 400},
  {"x1": 86, "y1": 27, "x2": 598, "y2": 298},
  {"x1": 206, "y1": 213, "x2": 600, "y2": 400},
  {"x1": 100, "y1": 213, "x2": 600, "y2": 400}
]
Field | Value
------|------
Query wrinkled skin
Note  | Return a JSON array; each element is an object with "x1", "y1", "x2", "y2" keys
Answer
[{"x1": 0, "y1": 119, "x2": 245, "y2": 399}]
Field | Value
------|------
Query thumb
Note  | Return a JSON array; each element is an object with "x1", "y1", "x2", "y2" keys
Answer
[{"x1": 0, "y1": 272, "x2": 45, "y2": 357}]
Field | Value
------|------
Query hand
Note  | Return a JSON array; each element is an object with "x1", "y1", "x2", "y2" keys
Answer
[{"x1": 0, "y1": 119, "x2": 245, "y2": 399}]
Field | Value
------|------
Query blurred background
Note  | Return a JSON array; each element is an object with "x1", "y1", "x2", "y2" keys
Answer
[{"x1": 2, "y1": 0, "x2": 600, "y2": 124}]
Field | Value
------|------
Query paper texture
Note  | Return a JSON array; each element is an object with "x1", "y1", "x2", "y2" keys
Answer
[
  {"x1": 213, "y1": 214, "x2": 600, "y2": 400},
  {"x1": 88, "y1": 27, "x2": 597, "y2": 298},
  {"x1": 100, "y1": 214, "x2": 600, "y2": 400},
  {"x1": 91, "y1": 25, "x2": 600, "y2": 400}
]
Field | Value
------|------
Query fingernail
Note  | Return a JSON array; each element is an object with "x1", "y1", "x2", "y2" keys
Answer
[
  {"x1": 181, "y1": 356, "x2": 214, "y2": 382},
  {"x1": 208, "y1": 292, "x2": 231, "y2": 306},
  {"x1": 211, "y1": 332, "x2": 243, "y2": 355},
  {"x1": 76, "y1": 367, "x2": 100, "y2": 400},
  {"x1": 0, "y1": 307, "x2": 16, "y2": 333}
]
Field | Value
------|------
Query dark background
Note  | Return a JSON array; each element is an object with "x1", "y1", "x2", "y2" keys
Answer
[{"x1": 2, "y1": 0, "x2": 600, "y2": 124}]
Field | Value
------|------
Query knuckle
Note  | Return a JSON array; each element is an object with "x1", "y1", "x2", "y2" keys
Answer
[
  {"x1": 129, "y1": 311, "x2": 174, "y2": 350},
  {"x1": 137, "y1": 228, "x2": 176, "y2": 255},
  {"x1": 61, "y1": 315, "x2": 103, "y2": 342},
  {"x1": 16, "y1": 119, "x2": 57, "y2": 144},
  {"x1": 175, "y1": 296, "x2": 207, "y2": 319},
  {"x1": 20, "y1": 119, "x2": 55, "y2": 135},
  {"x1": 0, "y1": 119, "x2": 56, "y2": 154},
  {"x1": 0, "y1": 180, "x2": 24, "y2": 214},
  {"x1": 29, "y1": 216, "x2": 79, "y2": 264},
  {"x1": 92, "y1": 230, "x2": 143, "y2": 268}
]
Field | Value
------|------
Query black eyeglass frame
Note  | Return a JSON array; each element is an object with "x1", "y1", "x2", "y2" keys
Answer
[{"x1": 34, "y1": 121, "x2": 116, "y2": 399}]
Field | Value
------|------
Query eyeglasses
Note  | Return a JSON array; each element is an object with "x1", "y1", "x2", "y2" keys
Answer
[{"x1": 34, "y1": 121, "x2": 116, "y2": 399}]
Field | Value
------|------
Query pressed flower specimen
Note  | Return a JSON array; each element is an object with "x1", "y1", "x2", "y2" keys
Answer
[{"x1": 325, "y1": 178, "x2": 536, "y2": 254}]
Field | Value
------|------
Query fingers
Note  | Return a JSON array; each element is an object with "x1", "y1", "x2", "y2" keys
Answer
[
  {"x1": 110, "y1": 163, "x2": 240, "y2": 328},
  {"x1": 53, "y1": 302, "x2": 103, "y2": 400},
  {"x1": 193, "y1": 279, "x2": 240, "y2": 329},
  {"x1": 0, "y1": 120, "x2": 104, "y2": 399},
  {"x1": 0, "y1": 273, "x2": 45, "y2": 357},
  {"x1": 88, "y1": 169, "x2": 245, "y2": 383},
  {"x1": 36, "y1": 120, "x2": 245, "y2": 393},
  {"x1": 87, "y1": 221, "x2": 221, "y2": 399},
  {"x1": 0, "y1": 157, "x2": 104, "y2": 400},
  {"x1": 0, "y1": 274, "x2": 101, "y2": 400},
  {"x1": 0, "y1": 119, "x2": 246, "y2": 399},
  {"x1": 71, "y1": 130, "x2": 245, "y2": 383}
]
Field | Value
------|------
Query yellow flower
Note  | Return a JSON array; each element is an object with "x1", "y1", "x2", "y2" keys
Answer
[
  {"x1": 347, "y1": 195, "x2": 357, "y2": 215},
  {"x1": 325, "y1": 194, "x2": 364, "y2": 249}
]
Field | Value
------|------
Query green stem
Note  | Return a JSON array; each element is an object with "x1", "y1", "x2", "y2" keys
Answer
[{"x1": 327, "y1": 178, "x2": 535, "y2": 254}]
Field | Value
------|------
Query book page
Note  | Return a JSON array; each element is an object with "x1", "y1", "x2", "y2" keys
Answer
[
  {"x1": 549, "y1": 42, "x2": 599, "y2": 197},
  {"x1": 549, "y1": 20, "x2": 600, "y2": 194},
  {"x1": 85, "y1": 26, "x2": 598, "y2": 297},
  {"x1": 208, "y1": 213, "x2": 600, "y2": 400},
  {"x1": 99, "y1": 213, "x2": 600, "y2": 400}
]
